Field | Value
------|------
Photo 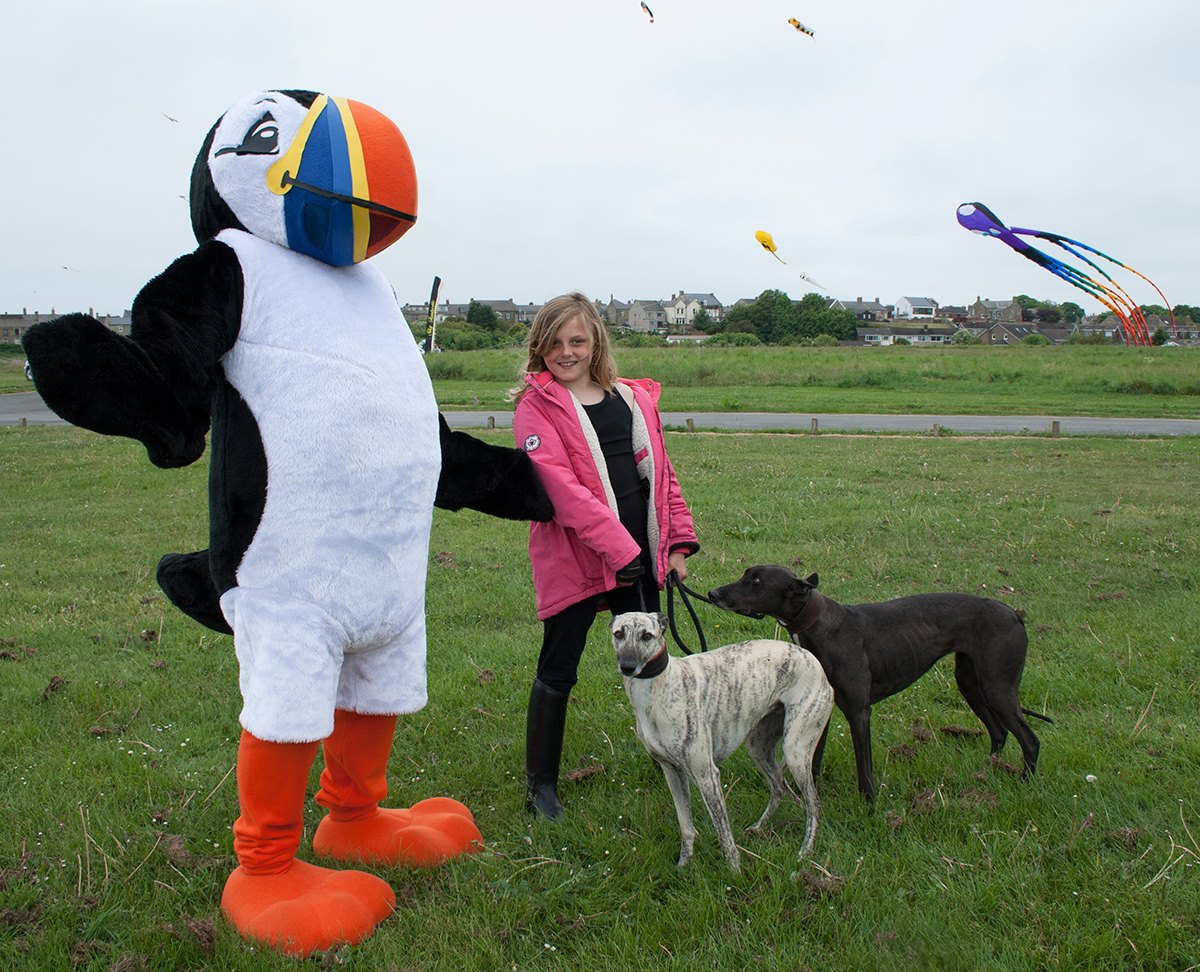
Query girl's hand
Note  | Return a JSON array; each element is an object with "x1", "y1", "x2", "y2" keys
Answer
[{"x1": 668, "y1": 550, "x2": 688, "y2": 582}]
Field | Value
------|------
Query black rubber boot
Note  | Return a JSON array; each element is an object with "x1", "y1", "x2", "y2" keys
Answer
[{"x1": 525, "y1": 679, "x2": 569, "y2": 821}]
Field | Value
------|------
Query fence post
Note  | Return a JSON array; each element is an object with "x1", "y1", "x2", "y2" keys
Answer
[
  {"x1": 1051, "y1": 420, "x2": 1060, "y2": 437},
  {"x1": 686, "y1": 418, "x2": 695, "y2": 433},
  {"x1": 487, "y1": 415, "x2": 495, "y2": 430},
  {"x1": 810, "y1": 418, "x2": 819, "y2": 433}
]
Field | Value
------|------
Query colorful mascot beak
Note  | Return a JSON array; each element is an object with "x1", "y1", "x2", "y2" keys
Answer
[{"x1": 265, "y1": 94, "x2": 417, "y2": 266}]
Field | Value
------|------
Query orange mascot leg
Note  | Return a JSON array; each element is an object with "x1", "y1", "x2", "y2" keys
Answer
[
  {"x1": 312, "y1": 709, "x2": 483, "y2": 866},
  {"x1": 220, "y1": 730, "x2": 396, "y2": 957}
]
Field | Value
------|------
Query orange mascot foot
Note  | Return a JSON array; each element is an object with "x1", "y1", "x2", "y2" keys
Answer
[
  {"x1": 221, "y1": 859, "x2": 395, "y2": 958},
  {"x1": 314, "y1": 797, "x2": 483, "y2": 866},
  {"x1": 223, "y1": 730, "x2": 396, "y2": 957},
  {"x1": 313, "y1": 710, "x2": 484, "y2": 866}
]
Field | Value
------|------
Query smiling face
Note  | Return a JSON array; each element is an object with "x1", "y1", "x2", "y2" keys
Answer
[{"x1": 542, "y1": 315, "x2": 596, "y2": 393}]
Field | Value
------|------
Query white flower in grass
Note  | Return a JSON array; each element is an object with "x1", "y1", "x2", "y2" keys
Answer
[{"x1": 1085, "y1": 774, "x2": 1097, "y2": 783}]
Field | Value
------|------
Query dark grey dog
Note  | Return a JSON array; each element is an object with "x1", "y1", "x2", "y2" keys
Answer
[
  {"x1": 612, "y1": 611, "x2": 833, "y2": 872},
  {"x1": 708, "y1": 566, "x2": 1049, "y2": 802}
]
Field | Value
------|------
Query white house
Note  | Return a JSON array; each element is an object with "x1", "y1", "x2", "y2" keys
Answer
[
  {"x1": 664, "y1": 291, "x2": 723, "y2": 330},
  {"x1": 894, "y1": 296, "x2": 939, "y2": 320}
]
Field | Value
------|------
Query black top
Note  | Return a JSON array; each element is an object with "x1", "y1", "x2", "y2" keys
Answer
[{"x1": 583, "y1": 392, "x2": 649, "y2": 545}]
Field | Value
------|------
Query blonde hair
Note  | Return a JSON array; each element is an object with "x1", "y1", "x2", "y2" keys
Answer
[{"x1": 509, "y1": 292, "x2": 618, "y2": 402}]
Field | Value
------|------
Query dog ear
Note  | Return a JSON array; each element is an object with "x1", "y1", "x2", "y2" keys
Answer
[
  {"x1": 655, "y1": 611, "x2": 669, "y2": 632},
  {"x1": 803, "y1": 573, "x2": 819, "y2": 588}
]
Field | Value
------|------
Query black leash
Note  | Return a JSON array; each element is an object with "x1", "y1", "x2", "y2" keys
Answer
[{"x1": 665, "y1": 570, "x2": 716, "y2": 655}]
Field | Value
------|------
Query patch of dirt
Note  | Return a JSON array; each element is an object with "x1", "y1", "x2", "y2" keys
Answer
[
  {"x1": 987, "y1": 755, "x2": 1021, "y2": 775},
  {"x1": 164, "y1": 918, "x2": 215, "y2": 954},
  {"x1": 911, "y1": 789, "x2": 941, "y2": 813},
  {"x1": 957, "y1": 788, "x2": 998, "y2": 810},
  {"x1": 939, "y1": 724, "x2": 984, "y2": 738},
  {"x1": 1108, "y1": 827, "x2": 1143, "y2": 849},
  {"x1": 0, "y1": 904, "x2": 44, "y2": 929},
  {"x1": 796, "y1": 870, "x2": 846, "y2": 897},
  {"x1": 41, "y1": 675, "x2": 68, "y2": 701},
  {"x1": 911, "y1": 722, "x2": 933, "y2": 742},
  {"x1": 160, "y1": 833, "x2": 193, "y2": 866},
  {"x1": 563, "y1": 763, "x2": 605, "y2": 783},
  {"x1": 889, "y1": 743, "x2": 917, "y2": 761},
  {"x1": 885, "y1": 811, "x2": 905, "y2": 831}
]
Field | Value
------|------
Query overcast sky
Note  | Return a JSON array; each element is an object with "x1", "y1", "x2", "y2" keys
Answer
[{"x1": 3, "y1": 1, "x2": 1195, "y2": 318}]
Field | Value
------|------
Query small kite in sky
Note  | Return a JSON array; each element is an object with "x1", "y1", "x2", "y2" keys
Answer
[
  {"x1": 641, "y1": 1, "x2": 654, "y2": 23},
  {"x1": 956, "y1": 201, "x2": 1176, "y2": 347},
  {"x1": 755, "y1": 229, "x2": 827, "y2": 291},
  {"x1": 788, "y1": 18, "x2": 815, "y2": 38}
]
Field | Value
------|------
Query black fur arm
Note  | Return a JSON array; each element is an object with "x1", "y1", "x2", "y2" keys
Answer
[
  {"x1": 21, "y1": 241, "x2": 242, "y2": 468},
  {"x1": 435, "y1": 414, "x2": 554, "y2": 521}
]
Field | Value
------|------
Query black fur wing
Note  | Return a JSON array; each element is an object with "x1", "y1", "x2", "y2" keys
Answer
[
  {"x1": 435, "y1": 414, "x2": 554, "y2": 521},
  {"x1": 22, "y1": 241, "x2": 243, "y2": 468}
]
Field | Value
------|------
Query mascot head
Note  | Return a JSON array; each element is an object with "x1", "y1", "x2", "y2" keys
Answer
[{"x1": 190, "y1": 89, "x2": 417, "y2": 266}]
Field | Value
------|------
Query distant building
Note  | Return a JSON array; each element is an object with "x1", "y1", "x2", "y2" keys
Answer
[
  {"x1": 855, "y1": 324, "x2": 955, "y2": 346},
  {"x1": 664, "y1": 291, "x2": 723, "y2": 331},
  {"x1": 894, "y1": 296, "x2": 939, "y2": 320},
  {"x1": 830, "y1": 297, "x2": 889, "y2": 323},
  {"x1": 604, "y1": 297, "x2": 630, "y2": 328},
  {"x1": 1, "y1": 308, "x2": 129, "y2": 343},
  {"x1": 979, "y1": 322, "x2": 1061, "y2": 345},
  {"x1": 627, "y1": 300, "x2": 668, "y2": 333},
  {"x1": 967, "y1": 297, "x2": 1023, "y2": 324}
]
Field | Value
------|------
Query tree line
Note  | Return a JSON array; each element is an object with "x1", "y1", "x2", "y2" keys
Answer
[{"x1": 413, "y1": 294, "x2": 1198, "y2": 351}]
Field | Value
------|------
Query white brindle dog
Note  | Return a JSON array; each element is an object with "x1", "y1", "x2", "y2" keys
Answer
[{"x1": 612, "y1": 612, "x2": 834, "y2": 872}]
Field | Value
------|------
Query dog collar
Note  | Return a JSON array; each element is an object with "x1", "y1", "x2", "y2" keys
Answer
[
  {"x1": 635, "y1": 645, "x2": 670, "y2": 679},
  {"x1": 786, "y1": 591, "x2": 825, "y2": 633}
]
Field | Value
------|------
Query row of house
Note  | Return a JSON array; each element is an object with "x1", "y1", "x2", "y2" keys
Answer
[
  {"x1": 4, "y1": 298, "x2": 1193, "y2": 347},
  {"x1": 856, "y1": 313, "x2": 1193, "y2": 347},
  {"x1": 398, "y1": 293, "x2": 1031, "y2": 334},
  {"x1": 0, "y1": 308, "x2": 132, "y2": 344}
]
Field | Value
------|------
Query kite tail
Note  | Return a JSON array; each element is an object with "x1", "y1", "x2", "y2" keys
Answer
[{"x1": 1017, "y1": 227, "x2": 1175, "y2": 340}]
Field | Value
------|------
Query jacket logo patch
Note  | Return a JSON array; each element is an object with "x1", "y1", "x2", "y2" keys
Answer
[{"x1": 523, "y1": 434, "x2": 541, "y2": 452}]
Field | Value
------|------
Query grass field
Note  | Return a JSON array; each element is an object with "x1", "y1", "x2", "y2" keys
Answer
[
  {"x1": 422, "y1": 344, "x2": 1200, "y2": 418},
  {"x1": 5, "y1": 343, "x2": 1200, "y2": 417},
  {"x1": 1, "y1": 424, "x2": 1197, "y2": 971}
]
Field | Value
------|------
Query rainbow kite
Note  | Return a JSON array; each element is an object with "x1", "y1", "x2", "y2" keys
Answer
[{"x1": 956, "y1": 201, "x2": 1175, "y2": 347}]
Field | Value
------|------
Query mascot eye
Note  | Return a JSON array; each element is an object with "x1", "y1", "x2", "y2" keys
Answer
[{"x1": 215, "y1": 111, "x2": 280, "y2": 157}]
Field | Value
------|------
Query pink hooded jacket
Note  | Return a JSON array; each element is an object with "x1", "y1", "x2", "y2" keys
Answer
[{"x1": 513, "y1": 372, "x2": 699, "y2": 620}]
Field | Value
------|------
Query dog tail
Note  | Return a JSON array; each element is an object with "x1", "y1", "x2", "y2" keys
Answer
[{"x1": 1021, "y1": 707, "x2": 1054, "y2": 724}]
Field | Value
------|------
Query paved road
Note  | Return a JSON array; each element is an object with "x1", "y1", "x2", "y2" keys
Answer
[{"x1": 6, "y1": 390, "x2": 1199, "y2": 436}]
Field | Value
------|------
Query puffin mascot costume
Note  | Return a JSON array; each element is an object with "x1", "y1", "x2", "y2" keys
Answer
[{"x1": 23, "y1": 89, "x2": 552, "y2": 957}]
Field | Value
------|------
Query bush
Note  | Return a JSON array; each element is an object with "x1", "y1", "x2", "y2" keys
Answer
[
  {"x1": 704, "y1": 332, "x2": 761, "y2": 347},
  {"x1": 610, "y1": 330, "x2": 668, "y2": 348},
  {"x1": 1021, "y1": 333, "x2": 1050, "y2": 346}
]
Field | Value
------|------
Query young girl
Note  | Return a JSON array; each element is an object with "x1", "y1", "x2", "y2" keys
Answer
[{"x1": 511, "y1": 292, "x2": 699, "y2": 820}]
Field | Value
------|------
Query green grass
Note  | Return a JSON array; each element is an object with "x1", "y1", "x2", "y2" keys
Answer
[
  {"x1": 425, "y1": 344, "x2": 1200, "y2": 418},
  {"x1": 2, "y1": 427, "x2": 1198, "y2": 970},
  {"x1": 7, "y1": 343, "x2": 1200, "y2": 416}
]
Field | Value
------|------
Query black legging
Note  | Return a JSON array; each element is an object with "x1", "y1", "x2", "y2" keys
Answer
[{"x1": 535, "y1": 549, "x2": 660, "y2": 693}]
